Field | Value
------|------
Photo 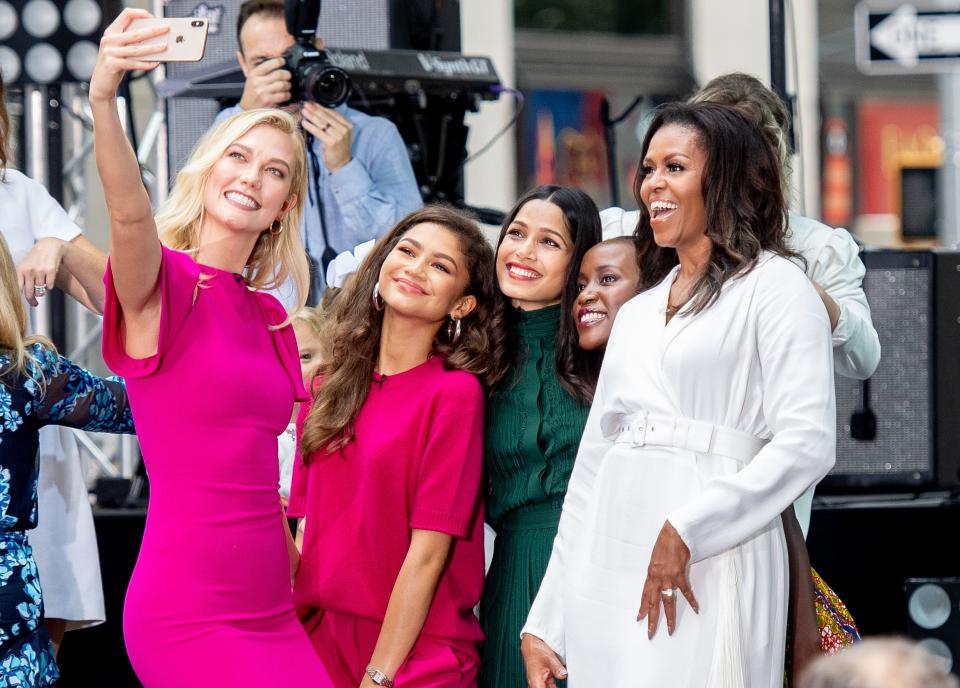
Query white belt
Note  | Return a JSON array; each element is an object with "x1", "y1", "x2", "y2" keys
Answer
[{"x1": 601, "y1": 411, "x2": 769, "y2": 464}]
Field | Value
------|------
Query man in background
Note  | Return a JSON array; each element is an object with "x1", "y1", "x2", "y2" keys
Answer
[{"x1": 217, "y1": 0, "x2": 422, "y2": 299}]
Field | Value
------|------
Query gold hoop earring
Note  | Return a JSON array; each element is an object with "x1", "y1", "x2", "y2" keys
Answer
[
  {"x1": 372, "y1": 282, "x2": 384, "y2": 311},
  {"x1": 447, "y1": 317, "x2": 461, "y2": 343},
  {"x1": 270, "y1": 217, "x2": 283, "y2": 236}
]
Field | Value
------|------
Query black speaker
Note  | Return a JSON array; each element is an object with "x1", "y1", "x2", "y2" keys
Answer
[
  {"x1": 825, "y1": 250, "x2": 960, "y2": 490},
  {"x1": 827, "y1": 251, "x2": 936, "y2": 488},
  {"x1": 905, "y1": 577, "x2": 960, "y2": 674},
  {"x1": 936, "y1": 251, "x2": 960, "y2": 488}
]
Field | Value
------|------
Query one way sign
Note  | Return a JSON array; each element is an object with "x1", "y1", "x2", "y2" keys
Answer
[{"x1": 856, "y1": 3, "x2": 960, "y2": 74}]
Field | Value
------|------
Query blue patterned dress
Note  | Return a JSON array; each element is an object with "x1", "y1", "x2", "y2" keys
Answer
[{"x1": 0, "y1": 342, "x2": 134, "y2": 686}]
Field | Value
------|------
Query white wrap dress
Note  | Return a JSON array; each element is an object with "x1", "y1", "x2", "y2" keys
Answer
[{"x1": 522, "y1": 254, "x2": 836, "y2": 687}]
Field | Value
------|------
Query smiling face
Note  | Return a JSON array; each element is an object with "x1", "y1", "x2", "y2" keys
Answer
[
  {"x1": 496, "y1": 199, "x2": 573, "y2": 311},
  {"x1": 573, "y1": 240, "x2": 641, "y2": 350},
  {"x1": 638, "y1": 123, "x2": 709, "y2": 252},
  {"x1": 202, "y1": 124, "x2": 299, "y2": 238},
  {"x1": 377, "y1": 222, "x2": 477, "y2": 325}
]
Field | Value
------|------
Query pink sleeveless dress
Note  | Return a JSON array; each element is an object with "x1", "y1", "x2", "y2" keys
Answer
[{"x1": 102, "y1": 246, "x2": 332, "y2": 687}]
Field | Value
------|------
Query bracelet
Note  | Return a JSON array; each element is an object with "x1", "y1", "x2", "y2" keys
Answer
[{"x1": 365, "y1": 664, "x2": 395, "y2": 687}]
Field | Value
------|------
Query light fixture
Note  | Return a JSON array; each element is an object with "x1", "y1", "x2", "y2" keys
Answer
[
  {"x1": 25, "y1": 44, "x2": 63, "y2": 84},
  {"x1": 919, "y1": 638, "x2": 954, "y2": 674},
  {"x1": 22, "y1": 0, "x2": 60, "y2": 39},
  {"x1": 1, "y1": 0, "x2": 113, "y2": 86},
  {"x1": 66, "y1": 41, "x2": 98, "y2": 81},
  {"x1": 909, "y1": 583, "x2": 952, "y2": 630},
  {"x1": 63, "y1": 0, "x2": 100, "y2": 35},
  {"x1": 0, "y1": 2, "x2": 18, "y2": 42},
  {"x1": 0, "y1": 46, "x2": 21, "y2": 82},
  {"x1": 905, "y1": 578, "x2": 960, "y2": 677}
]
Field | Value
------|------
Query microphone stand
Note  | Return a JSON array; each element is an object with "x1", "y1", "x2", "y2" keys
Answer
[{"x1": 600, "y1": 95, "x2": 643, "y2": 208}]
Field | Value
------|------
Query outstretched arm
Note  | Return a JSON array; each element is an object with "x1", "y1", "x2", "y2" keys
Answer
[
  {"x1": 58, "y1": 236, "x2": 108, "y2": 314},
  {"x1": 18, "y1": 236, "x2": 107, "y2": 314},
  {"x1": 35, "y1": 349, "x2": 135, "y2": 435},
  {"x1": 89, "y1": 9, "x2": 169, "y2": 355}
]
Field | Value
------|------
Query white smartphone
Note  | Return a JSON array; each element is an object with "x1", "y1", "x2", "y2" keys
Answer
[{"x1": 128, "y1": 18, "x2": 209, "y2": 63}]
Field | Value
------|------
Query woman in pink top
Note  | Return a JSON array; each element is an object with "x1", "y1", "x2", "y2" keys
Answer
[
  {"x1": 90, "y1": 10, "x2": 332, "y2": 687},
  {"x1": 290, "y1": 206, "x2": 508, "y2": 687}
]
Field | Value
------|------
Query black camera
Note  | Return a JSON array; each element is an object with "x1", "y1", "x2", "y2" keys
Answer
[
  {"x1": 283, "y1": 0, "x2": 351, "y2": 107},
  {"x1": 283, "y1": 42, "x2": 351, "y2": 107}
]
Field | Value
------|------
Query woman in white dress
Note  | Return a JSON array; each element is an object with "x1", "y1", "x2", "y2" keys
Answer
[
  {"x1": 521, "y1": 102, "x2": 836, "y2": 687},
  {"x1": 1, "y1": 73, "x2": 109, "y2": 652}
]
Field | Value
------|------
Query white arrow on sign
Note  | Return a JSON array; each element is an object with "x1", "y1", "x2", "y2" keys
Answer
[{"x1": 871, "y1": 4, "x2": 960, "y2": 66}]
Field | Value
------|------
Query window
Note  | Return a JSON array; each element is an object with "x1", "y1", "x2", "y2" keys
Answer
[{"x1": 515, "y1": 0, "x2": 673, "y2": 35}]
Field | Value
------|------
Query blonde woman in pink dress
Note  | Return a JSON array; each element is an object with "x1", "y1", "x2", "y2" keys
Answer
[{"x1": 89, "y1": 9, "x2": 333, "y2": 687}]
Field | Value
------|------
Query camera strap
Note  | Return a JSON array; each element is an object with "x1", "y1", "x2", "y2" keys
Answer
[{"x1": 305, "y1": 137, "x2": 337, "y2": 305}]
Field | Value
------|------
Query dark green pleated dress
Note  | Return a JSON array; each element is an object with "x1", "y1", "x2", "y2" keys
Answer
[{"x1": 479, "y1": 304, "x2": 590, "y2": 688}]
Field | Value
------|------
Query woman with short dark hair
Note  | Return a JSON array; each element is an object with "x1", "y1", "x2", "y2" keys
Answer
[{"x1": 521, "y1": 102, "x2": 836, "y2": 687}]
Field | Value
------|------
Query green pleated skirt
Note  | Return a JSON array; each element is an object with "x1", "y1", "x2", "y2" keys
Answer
[{"x1": 479, "y1": 501, "x2": 566, "y2": 688}]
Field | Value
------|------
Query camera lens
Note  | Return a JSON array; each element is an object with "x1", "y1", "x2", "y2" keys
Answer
[
  {"x1": 190, "y1": 19, "x2": 203, "y2": 27},
  {"x1": 303, "y1": 64, "x2": 351, "y2": 108}
]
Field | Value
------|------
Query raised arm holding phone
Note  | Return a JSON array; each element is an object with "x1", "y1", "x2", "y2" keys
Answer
[{"x1": 89, "y1": 9, "x2": 333, "y2": 687}]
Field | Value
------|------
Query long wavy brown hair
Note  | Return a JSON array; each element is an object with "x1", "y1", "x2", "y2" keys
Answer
[
  {"x1": 300, "y1": 206, "x2": 509, "y2": 458},
  {"x1": 491, "y1": 185, "x2": 603, "y2": 404},
  {"x1": 633, "y1": 102, "x2": 795, "y2": 313},
  {"x1": 1, "y1": 73, "x2": 11, "y2": 179}
]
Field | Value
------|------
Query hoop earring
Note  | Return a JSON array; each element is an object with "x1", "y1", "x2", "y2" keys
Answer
[
  {"x1": 372, "y1": 282, "x2": 384, "y2": 311},
  {"x1": 447, "y1": 317, "x2": 461, "y2": 343},
  {"x1": 270, "y1": 217, "x2": 283, "y2": 236}
]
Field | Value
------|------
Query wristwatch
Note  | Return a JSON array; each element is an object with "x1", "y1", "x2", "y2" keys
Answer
[{"x1": 365, "y1": 664, "x2": 395, "y2": 687}]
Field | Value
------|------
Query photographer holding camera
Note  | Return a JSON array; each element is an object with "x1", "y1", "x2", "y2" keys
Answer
[{"x1": 216, "y1": 0, "x2": 421, "y2": 301}]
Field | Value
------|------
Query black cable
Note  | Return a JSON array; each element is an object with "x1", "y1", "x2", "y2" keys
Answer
[
  {"x1": 430, "y1": 85, "x2": 524, "y2": 198},
  {"x1": 459, "y1": 86, "x2": 524, "y2": 168}
]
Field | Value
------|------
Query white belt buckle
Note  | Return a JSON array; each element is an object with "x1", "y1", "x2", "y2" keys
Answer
[{"x1": 629, "y1": 411, "x2": 649, "y2": 447}]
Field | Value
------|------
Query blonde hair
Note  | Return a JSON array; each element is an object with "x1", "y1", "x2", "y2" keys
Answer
[
  {"x1": 290, "y1": 289, "x2": 340, "y2": 364},
  {"x1": 155, "y1": 108, "x2": 310, "y2": 309},
  {"x1": 291, "y1": 304, "x2": 326, "y2": 334},
  {"x1": 0, "y1": 234, "x2": 53, "y2": 387}
]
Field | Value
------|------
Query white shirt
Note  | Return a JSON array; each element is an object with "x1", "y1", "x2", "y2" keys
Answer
[
  {"x1": 0, "y1": 169, "x2": 82, "y2": 263},
  {"x1": 522, "y1": 254, "x2": 836, "y2": 686},
  {"x1": 599, "y1": 207, "x2": 881, "y2": 380}
]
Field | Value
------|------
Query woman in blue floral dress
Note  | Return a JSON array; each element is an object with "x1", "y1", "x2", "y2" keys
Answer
[{"x1": 0, "y1": 233, "x2": 134, "y2": 685}]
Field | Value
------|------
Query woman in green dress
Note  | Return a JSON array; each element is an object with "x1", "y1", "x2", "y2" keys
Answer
[{"x1": 479, "y1": 185, "x2": 602, "y2": 687}]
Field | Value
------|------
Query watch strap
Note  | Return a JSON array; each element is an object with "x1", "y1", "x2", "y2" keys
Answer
[{"x1": 365, "y1": 664, "x2": 395, "y2": 687}]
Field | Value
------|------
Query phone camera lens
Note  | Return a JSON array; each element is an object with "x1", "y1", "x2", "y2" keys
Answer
[{"x1": 190, "y1": 20, "x2": 203, "y2": 27}]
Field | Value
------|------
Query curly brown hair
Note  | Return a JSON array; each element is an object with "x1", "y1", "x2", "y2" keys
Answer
[
  {"x1": 632, "y1": 101, "x2": 796, "y2": 314},
  {"x1": 299, "y1": 205, "x2": 508, "y2": 458}
]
